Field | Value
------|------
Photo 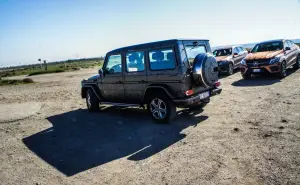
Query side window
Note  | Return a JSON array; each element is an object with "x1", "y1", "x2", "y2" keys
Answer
[
  {"x1": 233, "y1": 47, "x2": 239, "y2": 54},
  {"x1": 126, "y1": 51, "x2": 145, "y2": 72},
  {"x1": 149, "y1": 48, "x2": 176, "y2": 70},
  {"x1": 239, "y1": 47, "x2": 245, "y2": 51},
  {"x1": 284, "y1": 41, "x2": 289, "y2": 49},
  {"x1": 288, "y1": 41, "x2": 294, "y2": 48},
  {"x1": 105, "y1": 54, "x2": 122, "y2": 74}
]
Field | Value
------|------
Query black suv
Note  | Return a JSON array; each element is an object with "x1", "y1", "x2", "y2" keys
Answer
[{"x1": 81, "y1": 39, "x2": 222, "y2": 123}]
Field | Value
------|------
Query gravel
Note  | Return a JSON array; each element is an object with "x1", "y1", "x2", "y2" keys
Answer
[{"x1": 0, "y1": 68, "x2": 299, "y2": 185}]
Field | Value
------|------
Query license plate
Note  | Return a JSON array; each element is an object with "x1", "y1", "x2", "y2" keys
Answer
[
  {"x1": 253, "y1": 69, "x2": 261, "y2": 72},
  {"x1": 199, "y1": 91, "x2": 210, "y2": 100}
]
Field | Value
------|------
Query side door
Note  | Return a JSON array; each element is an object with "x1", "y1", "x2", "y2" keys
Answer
[
  {"x1": 284, "y1": 41, "x2": 293, "y2": 66},
  {"x1": 288, "y1": 40, "x2": 298, "y2": 65},
  {"x1": 101, "y1": 54, "x2": 125, "y2": 102},
  {"x1": 232, "y1": 47, "x2": 242, "y2": 67},
  {"x1": 124, "y1": 51, "x2": 147, "y2": 104}
]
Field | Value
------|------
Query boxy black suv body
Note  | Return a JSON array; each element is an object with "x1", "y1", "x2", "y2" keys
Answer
[{"x1": 81, "y1": 39, "x2": 222, "y2": 123}]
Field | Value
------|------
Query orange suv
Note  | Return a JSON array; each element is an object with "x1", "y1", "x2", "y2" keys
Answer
[{"x1": 240, "y1": 39, "x2": 300, "y2": 79}]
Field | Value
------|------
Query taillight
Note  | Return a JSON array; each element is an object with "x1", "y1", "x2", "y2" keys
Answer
[
  {"x1": 215, "y1": 81, "x2": 221, "y2": 87},
  {"x1": 185, "y1": 90, "x2": 194, "y2": 96}
]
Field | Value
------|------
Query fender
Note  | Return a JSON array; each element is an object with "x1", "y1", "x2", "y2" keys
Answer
[
  {"x1": 142, "y1": 85, "x2": 175, "y2": 103},
  {"x1": 81, "y1": 84, "x2": 102, "y2": 101}
]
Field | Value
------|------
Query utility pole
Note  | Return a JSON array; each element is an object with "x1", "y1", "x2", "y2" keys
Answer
[{"x1": 43, "y1": 60, "x2": 47, "y2": 71}]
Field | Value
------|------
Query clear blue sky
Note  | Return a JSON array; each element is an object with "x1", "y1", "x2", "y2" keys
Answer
[{"x1": 0, "y1": 0, "x2": 300, "y2": 67}]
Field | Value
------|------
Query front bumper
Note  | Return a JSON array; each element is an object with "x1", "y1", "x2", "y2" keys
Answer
[
  {"x1": 172, "y1": 88, "x2": 222, "y2": 107},
  {"x1": 240, "y1": 63, "x2": 281, "y2": 74}
]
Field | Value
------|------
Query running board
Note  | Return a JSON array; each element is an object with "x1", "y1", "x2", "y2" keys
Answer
[{"x1": 101, "y1": 102, "x2": 141, "y2": 107}]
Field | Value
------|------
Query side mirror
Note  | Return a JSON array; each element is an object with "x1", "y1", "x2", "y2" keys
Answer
[
  {"x1": 98, "y1": 69, "x2": 104, "y2": 76},
  {"x1": 233, "y1": 53, "x2": 238, "y2": 57},
  {"x1": 285, "y1": 47, "x2": 291, "y2": 51}
]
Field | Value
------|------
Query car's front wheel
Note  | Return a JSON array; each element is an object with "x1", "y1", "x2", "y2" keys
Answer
[
  {"x1": 227, "y1": 63, "x2": 234, "y2": 76},
  {"x1": 242, "y1": 72, "x2": 251, "y2": 80},
  {"x1": 293, "y1": 55, "x2": 300, "y2": 70},
  {"x1": 86, "y1": 88, "x2": 100, "y2": 112},
  {"x1": 278, "y1": 61, "x2": 287, "y2": 78},
  {"x1": 147, "y1": 93, "x2": 176, "y2": 124}
]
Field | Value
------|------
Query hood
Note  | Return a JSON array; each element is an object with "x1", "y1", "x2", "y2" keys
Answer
[
  {"x1": 245, "y1": 50, "x2": 284, "y2": 60},
  {"x1": 216, "y1": 55, "x2": 232, "y2": 62},
  {"x1": 88, "y1": 75, "x2": 100, "y2": 81}
]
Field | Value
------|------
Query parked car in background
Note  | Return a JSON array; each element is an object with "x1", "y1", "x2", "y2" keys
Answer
[
  {"x1": 213, "y1": 46, "x2": 247, "y2": 75},
  {"x1": 240, "y1": 39, "x2": 300, "y2": 79},
  {"x1": 81, "y1": 39, "x2": 222, "y2": 123}
]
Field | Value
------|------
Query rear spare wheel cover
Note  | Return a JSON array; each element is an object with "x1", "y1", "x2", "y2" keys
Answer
[{"x1": 192, "y1": 53, "x2": 219, "y2": 87}]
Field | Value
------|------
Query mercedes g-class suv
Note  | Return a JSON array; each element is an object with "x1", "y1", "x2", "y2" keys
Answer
[
  {"x1": 213, "y1": 46, "x2": 248, "y2": 75},
  {"x1": 81, "y1": 39, "x2": 222, "y2": 123},
  {"x1": 240, "y1": 39, "x2": 300, "y2": 79}
]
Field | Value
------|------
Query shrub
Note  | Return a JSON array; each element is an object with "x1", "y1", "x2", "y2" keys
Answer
[{"x1": 22, "y1": 78, "x2": 34, "y2": 83}]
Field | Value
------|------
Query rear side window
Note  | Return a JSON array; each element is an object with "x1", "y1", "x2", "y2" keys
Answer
[
  {"x1": 126, "y1": 51, "x2": 145, "y2": 72},
  {"x1": 149, "y1": 48, "x2": 176, "y2": 70}
]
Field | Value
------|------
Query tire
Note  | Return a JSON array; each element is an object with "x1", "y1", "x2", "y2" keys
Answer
[
  {"x1": 227, "y1": 63, "x2": 234, "y2": 76},
  {"x1": 86, "y1": 88, "x2": 100, "y2": 112},
  {"x1": 192, "y1": 53, "x2": 219, "y2": 87},
  {"x1": 293, "y1": 55, "x2": 300, "y2": 70},
  {"x1": 147, "y1": 92, "x2": 176, "y2": 124},
  {"x1": 242, "y1": 73, "x2": 251, "y2": 80},
  {"x1": 277, "y1": 61, "x2": 287, "y2": 78}
]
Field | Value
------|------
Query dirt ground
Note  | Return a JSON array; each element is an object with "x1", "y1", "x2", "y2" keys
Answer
[{"x1": 0, "y1": 68, "x2": 299, "y2": 185}]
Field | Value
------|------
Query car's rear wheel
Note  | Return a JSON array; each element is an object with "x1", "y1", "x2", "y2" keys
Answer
[
  {"x1": 86, "y1": 89, "x2": 100, "y2": 112},
  {"x1": 278, "y1": 61, "x2": 287, "y2": 78},
  {"x1": 227, "y1": 63, "x2": 234, "y2": 76},
  {"x1": 147, "y1": 93, "x2": 176, "y2": 124},
  {"x1": 293, "y1": 55, "x2": 300, "y2": 70}
]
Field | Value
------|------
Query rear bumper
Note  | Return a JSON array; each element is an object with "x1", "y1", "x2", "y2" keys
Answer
[
  {"x1": 172, "y1": 88, "x2": 222, "y2": 107},
  {"x1": 240, "y1": 63, "x2": 281, "y2": 74}
]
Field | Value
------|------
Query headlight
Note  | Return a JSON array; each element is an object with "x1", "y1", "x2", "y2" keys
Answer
[
  {"x1": 269, "y1": 57, "x2": 280, "y2": 64},
  {"x1": 241, "y1": 59, "x2": 246, "y2": 65}
]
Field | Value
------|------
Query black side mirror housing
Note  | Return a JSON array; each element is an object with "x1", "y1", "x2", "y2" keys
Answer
[
  {"x1": 233, "y1": 53, "x2": 238, "y2": 57},
  {"x1": 98, "y1": 69, "x2": 104, "y2": 77},
  {"x1": 285, "y1": 47, "x2": 291, "y2": 51}
]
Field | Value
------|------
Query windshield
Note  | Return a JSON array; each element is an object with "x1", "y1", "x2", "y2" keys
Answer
[
  {"x1": 213, "y1": 48, "x2": 232, "y2": 57},
  {"x1": 184, "y1": 43, "x2": 207, "y2": 66},
  {"x1": 251, "y1": 41, "x2": 283, "y2": 53}
]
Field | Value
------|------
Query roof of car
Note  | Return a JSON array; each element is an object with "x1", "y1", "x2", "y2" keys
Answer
[
  {"x1": 258, "y1": 39, "x2": 285, "y2": 44},
  {"x1": 108, "y1": 39, "x2": 209, "y2": 54},
  {"x1": 213, "y1": 45, "x2": 243, "y2": 50}
]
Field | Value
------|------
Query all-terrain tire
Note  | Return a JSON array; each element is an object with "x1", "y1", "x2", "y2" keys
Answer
[
  {"x1": 86, "y1": 88, "x2": 100, "y2": 112},
  {"x1": 146, "y1": 92, "x2": 176, "y2": 124}
]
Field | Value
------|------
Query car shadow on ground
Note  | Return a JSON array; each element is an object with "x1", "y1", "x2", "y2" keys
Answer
[
  {"x1": 23, "y1": 107, "x2": 207, "y2": 176},
  {"x1": 218, "y1": 68, "x2": 240, "y2": 79},
  {"x1": 231, "y1": 68, "x2": 295, "y2": 87}
]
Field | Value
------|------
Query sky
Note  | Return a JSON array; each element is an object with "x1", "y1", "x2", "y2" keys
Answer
[{"x1": 0, "y1": 0, "x2": 300, "y2": 67}]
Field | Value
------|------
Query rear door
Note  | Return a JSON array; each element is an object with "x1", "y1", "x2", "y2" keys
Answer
[{"x1": 124, "y1": 51, "x2": 147, "y2": 103}]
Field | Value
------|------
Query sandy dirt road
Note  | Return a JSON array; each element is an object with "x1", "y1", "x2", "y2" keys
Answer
[{"x1": 0, "y1": 68, "x2": 299, "y2": 185}]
